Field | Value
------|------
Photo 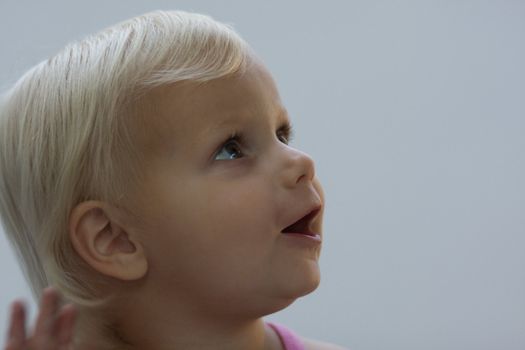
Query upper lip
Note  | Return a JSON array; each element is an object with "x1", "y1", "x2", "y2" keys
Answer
[{"x1": 281, "y1": 204, "x2": 322, "y2": 235}]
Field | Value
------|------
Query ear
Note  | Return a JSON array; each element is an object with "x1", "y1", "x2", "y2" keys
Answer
[{"x1": 69, "y1": 201, "x2": 148, "y2": 281}]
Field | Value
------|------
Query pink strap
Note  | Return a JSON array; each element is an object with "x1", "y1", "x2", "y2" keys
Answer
[{"x1": 266, "y1": 322, "x2": 306, "y2": 350}]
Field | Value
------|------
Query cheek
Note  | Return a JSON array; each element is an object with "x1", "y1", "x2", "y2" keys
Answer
[
  {"x1": 147, "y1": 188, "x2": 277, "y2": 296},
  {"x1": 141, "y1": 173, "x2": 280, "y2": 286},
  {"x1": 203, "y1": 184, "x2": 276, "y2": 244},
  {"x1": 148, "y1": 179, "x2": 276, "y2": 260}
]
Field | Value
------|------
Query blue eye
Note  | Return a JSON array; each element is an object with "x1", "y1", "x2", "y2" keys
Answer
[
  {"x1": 277, "y1": 122, "x2": 294, "y2": 145},
  {"x1": 277, "y1": 131, "x2": 290, "y2": 145},
  {"x1": 214, "y1": 137, "x2": 244, "y2": 160}
]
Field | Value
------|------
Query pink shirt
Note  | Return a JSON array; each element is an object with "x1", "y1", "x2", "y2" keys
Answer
[{"x1": 266, "y1": 322, "x2": 306, "y2": 350}]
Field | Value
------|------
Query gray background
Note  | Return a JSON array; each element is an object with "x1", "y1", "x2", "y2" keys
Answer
[{"x1": 1, "y1": 1, "x2": 524, "y2": 349}]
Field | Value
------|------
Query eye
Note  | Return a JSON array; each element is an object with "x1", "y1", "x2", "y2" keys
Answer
[
  {"x1": 277, "y1": 130, "x2": 290, "y2": 144},
  {"x1": 214, "y1": 134, "x2": 244, "y2": 160},
  {"x1": 277, "y1": 122, "x2": 294, "y2": 145}
]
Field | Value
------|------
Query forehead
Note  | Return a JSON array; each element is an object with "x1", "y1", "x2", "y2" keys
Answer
[{"x1": 136, "y1": 59, "x2": 286, "y2": 154}]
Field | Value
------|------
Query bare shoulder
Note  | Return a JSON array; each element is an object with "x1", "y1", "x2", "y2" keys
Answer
[{"x1": 301, "y1": 336, "x2": 349, "y2": 350}]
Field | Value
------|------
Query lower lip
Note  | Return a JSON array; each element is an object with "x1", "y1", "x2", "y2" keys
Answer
[{"x1": 282, "y1": 232, "x2": 322, "y2": 244}]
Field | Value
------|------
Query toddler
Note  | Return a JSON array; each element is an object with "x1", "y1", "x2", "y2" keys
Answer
[{"x1": 0, "y1": 10, "x2": 343, "y2": 350}]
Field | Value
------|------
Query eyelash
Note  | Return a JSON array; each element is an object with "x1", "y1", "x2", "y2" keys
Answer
[
  {"x1": 278, "y1": 123, "x2": 294, "y2": 144},
  {"x1": 214, "y1": 123, "x2": 294, "y2": 161}
]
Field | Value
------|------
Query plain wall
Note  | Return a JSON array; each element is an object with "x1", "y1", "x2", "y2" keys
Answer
[{"x1": 1, "y1": 1, "x2": 524, "y2": 349}]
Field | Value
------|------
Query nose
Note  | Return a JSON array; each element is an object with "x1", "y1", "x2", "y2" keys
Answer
[{"x1": 279, "y1": 145, "x2": 316, "y2": 188}]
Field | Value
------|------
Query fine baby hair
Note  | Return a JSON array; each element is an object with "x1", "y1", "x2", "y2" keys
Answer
[
  {"x1": 0, "y1": 9, "x2": 338, "y2": 350},
  {"x1": 0, "y1": 10, "x2": 250, "y2": 305}
]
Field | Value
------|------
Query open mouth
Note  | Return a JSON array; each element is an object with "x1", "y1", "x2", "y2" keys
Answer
[{"x1": 281, "y1": 208, "x2": 320, "y2": 236}]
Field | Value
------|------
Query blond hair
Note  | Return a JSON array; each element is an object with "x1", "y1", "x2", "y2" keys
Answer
[{"x1": 0, "y1": 10, "x2": 250, "y2": 307}]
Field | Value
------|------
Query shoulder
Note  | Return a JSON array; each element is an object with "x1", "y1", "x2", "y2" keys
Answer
[{"x1": 300, "y1": 336, "x2": 349, "y2": 350}]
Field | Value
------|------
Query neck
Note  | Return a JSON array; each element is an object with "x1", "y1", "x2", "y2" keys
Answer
[
  {"x1": 75, "y1": 290, "x2": 287, "y2": 350},
  {"x1": 123, "y1": 318, "x2": 281, "y2": 350}
]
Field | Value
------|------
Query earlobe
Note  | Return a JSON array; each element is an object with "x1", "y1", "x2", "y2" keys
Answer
[{"x1": 69, "y1": 201, "x2": 148, "y2": 281}]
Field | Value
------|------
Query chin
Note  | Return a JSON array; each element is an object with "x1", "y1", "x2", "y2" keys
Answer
[
  {"x1": 297, "y1": 268, "x2": 321, "y2": 297},
  {"x1": 281, "y1": 261, "x2": 321, "y2": 299},
  {"x1": 249, "y1": 272, "x2": 321, "y2": 318}
]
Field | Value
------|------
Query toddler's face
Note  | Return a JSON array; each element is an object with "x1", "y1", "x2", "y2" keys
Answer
[{"x1": 129, "y1": 57, "x2": 325, "y2": 315}]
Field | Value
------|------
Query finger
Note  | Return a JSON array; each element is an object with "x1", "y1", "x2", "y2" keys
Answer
[
  {"x1": 4, "y1": 301, "x2": 26, "y2": 350},
  {"x1": 54, "y1": 304, "x2": 77, "y2": 348},
  {"x1": 32, "y1": 287, "x2": 60, "y2": 346}
]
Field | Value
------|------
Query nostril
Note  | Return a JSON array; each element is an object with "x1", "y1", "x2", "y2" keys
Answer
[
  {"x1": 279, "y1": 147, "x2": 316, "y2": 188},
  {"x1": 296, "y1": 154, "x2": 315, "y2": 184}
]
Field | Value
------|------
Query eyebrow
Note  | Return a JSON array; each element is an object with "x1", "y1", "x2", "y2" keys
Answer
[{"x1": 206, "y1": 106, "x2": 291, "y2": 133}]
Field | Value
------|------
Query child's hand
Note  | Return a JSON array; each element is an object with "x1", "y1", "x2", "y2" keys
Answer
[{"x1": 4, "y1": 287, "x2": 77, "y2": 350}]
